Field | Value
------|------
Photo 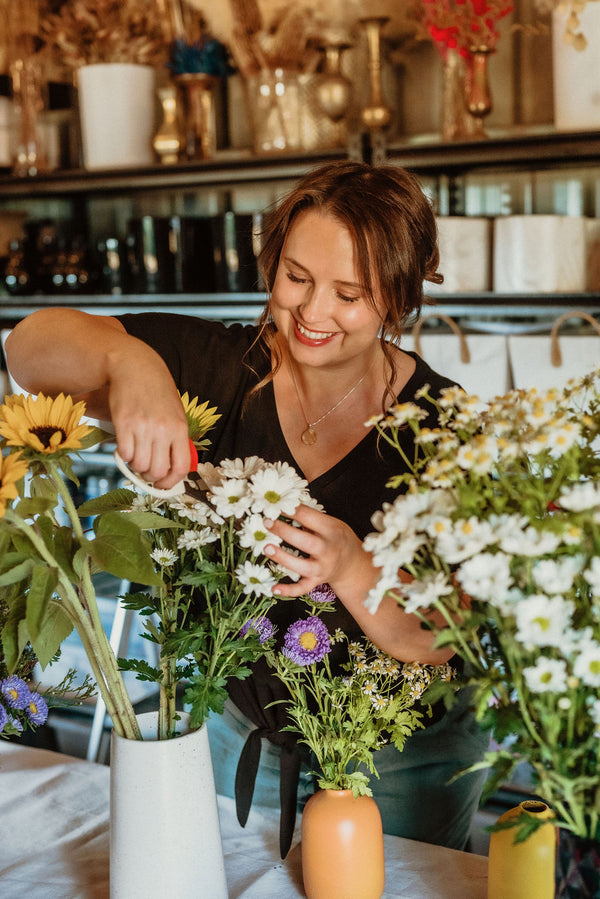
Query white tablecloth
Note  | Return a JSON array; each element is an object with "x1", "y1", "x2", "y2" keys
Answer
[{"x1": 0, "y1": 742, "x2": 488, "y2": 898}]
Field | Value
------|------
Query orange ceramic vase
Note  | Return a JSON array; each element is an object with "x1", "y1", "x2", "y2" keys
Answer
[{"x1": 301, "y1": 789, "x2": 385, "y2": 899}]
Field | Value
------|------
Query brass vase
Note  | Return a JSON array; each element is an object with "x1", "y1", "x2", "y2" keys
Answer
[
  {"x1": 359, "y1": 17, "x2": 392, "y2": 133},
  {"x1": 466, "y1": 47, "x2": 494, "y2": 138},
  {"x1": 153, "y1": 86, "x2": 182, "y2": 165},
  {"x1": 315, "y1": 42, "x2": 353, "y2": 146},
  {"x1": 441, "y1": 48, "x2": 480, "y2": 142},
  {"x1": 176, "y1": 73, "x2": 219, "y2": 160}
]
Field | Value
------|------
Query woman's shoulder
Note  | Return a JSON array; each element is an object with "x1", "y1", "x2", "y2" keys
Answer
[{"x1": 118, "y1": 312, "x2": 259, "y2": 346}]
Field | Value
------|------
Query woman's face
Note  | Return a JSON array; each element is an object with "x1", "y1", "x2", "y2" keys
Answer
[{"x1": 269, "y1": 209, "x2": 384, "y2": 370}]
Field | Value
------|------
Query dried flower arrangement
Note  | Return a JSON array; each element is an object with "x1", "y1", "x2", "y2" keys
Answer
[
  {"x1": 422, "y1": 0, "x2": 513, "y2": 56},
  {"x1": 228, "y1": 0, "x2": 324, "y2": 75},
  {"x1": 535, "y1": 0, "x2": 594, "y2": 49},
  {"x1": 40, "y1": 0, "x2": 171, "y2": 70}
]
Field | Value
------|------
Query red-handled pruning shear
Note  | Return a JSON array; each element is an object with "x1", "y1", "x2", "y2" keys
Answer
[{"x1": 113, "y1": 438, "x2": 199, "y2": 499}]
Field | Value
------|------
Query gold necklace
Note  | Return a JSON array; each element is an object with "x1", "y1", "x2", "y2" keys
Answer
[{"x1": 288, "y1": 356, "x2": 375, "y2": 446}]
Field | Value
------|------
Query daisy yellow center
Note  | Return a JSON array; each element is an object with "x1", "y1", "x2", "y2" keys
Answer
[
  {"x1": 299, "y1": 632, "x2": 317, "y2": 651},
  {"x1": 590, "y1": 661, "x2": 600, "y2": 676},
  {"x1": 264, "y1": 490, "x2": 280, "y2": 503},
  {"x1": 31, "y1": 425, "x2": 66, "y2": 448},
  {"x1": 533, "y1": 616, "x2": 550, "y2": 632}
]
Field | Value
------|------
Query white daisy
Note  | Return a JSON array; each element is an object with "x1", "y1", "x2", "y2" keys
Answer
[
  {"x1": 177, "y1": 528, "x2": 218, "y2": 551},
  {"x1": 239, "y1": 513, "x2": 282, "y2": 556},
  {"x1": 532, "y1": 556, "x2": 583, "y2": 594},
  {"x1": 523, "y1": 657, "x2": 568, "y2": 693},
  {"x1": 515, "y1": 594, "x2": 573, "y2": 649},
  {"x1": 402, "y1": 572, "x2": 453, "y2": 614},
  {"x1": 573, "y1": 635, "x2": 600, "y2": 687},
  {"x1": 249, "y1": 464, "x2": 307, "y2": 517},
  {"x1": 235, "y1": 561, "x2": 277, "y2": 597},
  {"x1": 218, "y1": 456, "x2": 263, "y2": 478},
  {"x1": 209, "y1": 478, "x2": 253, "y2": 519},
  {"x1": 151, "y1": 547, "x2": 178, "y2": 568},
  {"x1": 559, "y1": 481, "x2": 600, "y2": 512},
  {"x1": 500, "y1": 527, "x2": 561, "y2": 557},
  {"x1": 584, "y1": 557, "x2": 600, "y2": 594},
  {"x1": 457, "y1": 552, "x2": 513, "y2": 601}
]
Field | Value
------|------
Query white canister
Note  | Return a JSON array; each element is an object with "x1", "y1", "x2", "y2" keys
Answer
[
  {"x1": 428, "y1": 216, "x2": 492, "y2": 294},
  {"x1": 493, "y1": 215, "x2": 587, "y2": 293},
  {"x1": 77, "y1": 63, "x2": 156, "y2": 170},
  {"x1": 552, "y1": 4, "x2": 600, "y2": 131}
]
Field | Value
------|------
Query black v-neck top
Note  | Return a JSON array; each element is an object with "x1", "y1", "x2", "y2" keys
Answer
[{"x1": 118, "y1": 312, "x2": 459, "y2": 851}]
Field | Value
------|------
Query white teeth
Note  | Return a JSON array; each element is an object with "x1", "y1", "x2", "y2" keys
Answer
[{"x1": 296, "y1": 321, "x2": 335, "y2": 340}]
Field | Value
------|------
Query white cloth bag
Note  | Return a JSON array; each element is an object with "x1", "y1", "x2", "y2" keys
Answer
[
  {"x1": 507, "y1": 311, "x2": 600, "y2": 391},
  {"x1": 403, "y1": 314, "x2": 512, "y2": 404}
]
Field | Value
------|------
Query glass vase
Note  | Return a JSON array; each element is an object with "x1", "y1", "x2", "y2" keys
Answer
[
  {"x1": 249, "y1": 68, "x2": 301, "y2": 154},
  {"x1": 441, "y1": 48, "x2": 479, "y2": 142},
  {"x1": 10, "y1": 56, "x2": 47, "y2": 177},
  {"x1": 555, "y1": 829, "x2": 600, "y2": 898}
]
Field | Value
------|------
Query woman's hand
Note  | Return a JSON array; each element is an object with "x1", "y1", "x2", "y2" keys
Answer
[{"x1": 263, "y1": 504, "x2": 369, "y2": 598}]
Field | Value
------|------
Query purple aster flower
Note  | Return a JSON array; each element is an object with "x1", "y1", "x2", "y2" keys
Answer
[
  {"x1": 309, "y1": 583, "x2": 337, "y2": 604},
  {"x1": 0, "y1": 704, "x2": 7, "y2": 734},
  {"x1": 240, "y1": 617, "x2": 275, "y2": 644},
  {"x1": 1, "y1": 675, "x2": 31, "y2": 710},
  {"x1": 283, "y1": 616, "x2": 331, "y2": 666},
  {"x1": 26, "y1": 691, "x2": 49, "y2": 726},
  {"x1": 8, "y1": 714, "x2": 23, "y2": 733}
]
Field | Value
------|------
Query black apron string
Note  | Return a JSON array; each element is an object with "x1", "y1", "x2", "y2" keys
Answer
[
  {"x1": 235, "y1": 726, "x2": 268, "y2": 828},
  {"x1": 279, "y1": 740, "x2": 301, "y2": 859}
]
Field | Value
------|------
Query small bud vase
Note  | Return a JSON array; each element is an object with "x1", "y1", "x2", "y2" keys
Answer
[
  {"x1": 110, "y1": 710, "x2": 227, "y2": 899},
  {"x1": 301, "y1": 788, "x2": 385, "y2": 899},
  {"x1": 488, "y1": 799, "x2": 555, "y2": 899}
]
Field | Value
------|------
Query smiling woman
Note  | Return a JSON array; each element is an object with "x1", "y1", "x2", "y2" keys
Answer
[{"x1": 4, "y1": 160, "x2": 489, "y2": 858}]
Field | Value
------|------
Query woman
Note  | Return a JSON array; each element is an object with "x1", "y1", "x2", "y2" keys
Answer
[{"x1": 5, "y1": 161, "x2": 488, "y2": 854}]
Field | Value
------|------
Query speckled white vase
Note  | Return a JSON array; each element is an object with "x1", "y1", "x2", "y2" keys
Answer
[{"x1": 110, "y1": 711, "x2": 227, "y2": 899}]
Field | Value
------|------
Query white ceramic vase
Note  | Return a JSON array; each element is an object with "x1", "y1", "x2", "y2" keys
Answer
[
  {"x1": 77, "y1": 63, "x2": 156, "y2": 170},
  {"x1": 552, "y1": 3, "x2": 600, "y2": 130},
  {"x1": 110, "y1": 711, "x2": 228, "y2": 899}
]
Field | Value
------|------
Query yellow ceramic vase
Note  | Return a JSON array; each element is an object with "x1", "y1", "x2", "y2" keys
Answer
[
  {"x1": 488, "y1": 799, "x2": 556, "y2": 899},
  {"x1": 301, "y1": 789, "x2": 385, "y2": 899}
]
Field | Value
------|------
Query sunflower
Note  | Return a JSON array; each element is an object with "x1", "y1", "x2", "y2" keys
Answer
[
  {"x1": 180, "y1": 392, "x2": 220, "y2": 447},
  {"x1": 0, "y1": 393, "x2": 92, "y2": 455},
  {"x1": 0, "y1": 451, "x2": 29, "y2": 518}
]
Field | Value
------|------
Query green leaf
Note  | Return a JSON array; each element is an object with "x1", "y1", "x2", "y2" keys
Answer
[
  {"x1": 26, "y1": 565, "x2": 59, "y2": 640},
  {"x1": 118, "y1": 658, "x2": 161, "y2": 683},
  {"x1": 0, "y1": 556, "x2": 34, "y2": 587},
  {"x1": 13, "y1": 496, "x2": 57, "y2": 519},
  {"x1": 51, "y1": 527, "x2": 78, "y2": 582},
  {"x1": 0, "y1": 593, "x2": 28, "y2": 671},
  {"x1": 30, "y1": 603, "x2": 74, "y2": 669},
  {"x1": 87, "y1": 512, "x2": 162, "y2": 586},
  {"x1": 77, "y1": 488, "x2": 137, "y2": 516},
  {"x1": 124, "y1": 511, "x2": 184, "y2": 531}
]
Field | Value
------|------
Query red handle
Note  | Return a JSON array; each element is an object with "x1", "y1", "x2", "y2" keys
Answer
[{"x1": 189, "y1": 438, "x2": 198, "y2": 472}]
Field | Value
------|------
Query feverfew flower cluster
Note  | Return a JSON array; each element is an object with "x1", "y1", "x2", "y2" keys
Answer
[
  {"x1": 266, "y1": 588, "x2": 453, "y2": 797},
  {"x1": 364, "y1": 367, "x2": 600, "y2": 841},
  {"x1": 117, "y1": 457, "x2": 321, "y2": 729}
]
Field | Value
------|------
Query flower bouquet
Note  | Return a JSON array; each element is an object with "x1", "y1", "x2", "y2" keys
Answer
[
  {"x1": 0, "y1": 390, "x2": 316, "y2": 741},
  {"x1": 264, "y1": 586, "x2": 453, "y2": 896},
  {"x1": 266, "y1": 585, "x2": 453, "y2": 797},
  {"x1": 364, "y1": 369, "x2": 600, "y2": 861}
]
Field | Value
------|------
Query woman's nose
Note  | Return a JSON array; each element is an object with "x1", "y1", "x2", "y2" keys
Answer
[{"x1": 298, "y1": 284, "x2": 330, "y2": 323}]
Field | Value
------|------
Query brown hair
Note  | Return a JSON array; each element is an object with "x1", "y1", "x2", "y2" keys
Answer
[{"x1": 251, "y1": 160, "x2": 442, "y2": 404}]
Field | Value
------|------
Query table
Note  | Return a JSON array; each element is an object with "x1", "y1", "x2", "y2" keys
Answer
[{"x1": 0, "y1": 742, "x2": 488, "y2": 898}]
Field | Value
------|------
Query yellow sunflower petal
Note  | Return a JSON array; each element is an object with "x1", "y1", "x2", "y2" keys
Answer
[{"x1": 0, "y1": 392, "x2": 91, "y2": 454}]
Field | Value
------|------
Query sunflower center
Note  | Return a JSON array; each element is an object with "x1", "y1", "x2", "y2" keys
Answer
[
  {"x1": 31, "y1": 426, "x2": 66, "y2": 448},
  {"x1": 299, "y1": 632, "x2": 317, "y2": 651}
]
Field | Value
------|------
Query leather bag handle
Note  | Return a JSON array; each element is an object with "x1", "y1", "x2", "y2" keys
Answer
[
  {"x1": 549, "y1": 310, "x2": 600, "y2": 368},
  {"x1": 410, "y1": 314, "x2": 471, "y2": 364}
]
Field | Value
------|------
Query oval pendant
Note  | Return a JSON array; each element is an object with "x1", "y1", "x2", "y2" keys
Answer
[{"x1": 301, "y1": 426, "x2": 318, "y2": 446}]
